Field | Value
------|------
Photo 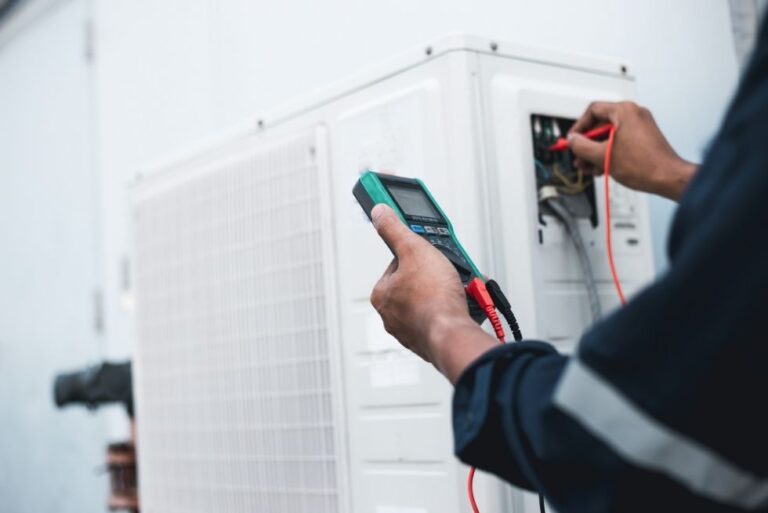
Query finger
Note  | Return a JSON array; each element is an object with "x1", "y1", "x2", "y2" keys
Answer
[
  {"x1": 568, "y1": 133, "x2": 606, "y2": 169},
  {"x1": 371, "y1": 204, "x2": 420, "y2": 258},
  {"x1": 570, "y1": 101, "x2": 620, "y2": 134}
]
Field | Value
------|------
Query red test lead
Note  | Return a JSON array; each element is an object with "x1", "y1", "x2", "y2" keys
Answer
[{"x1": 547, "y1": 124, "x2": 614, "y2": 152}]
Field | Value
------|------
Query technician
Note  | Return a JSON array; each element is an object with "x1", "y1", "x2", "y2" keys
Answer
[{"x1": 368, "y1": 18, "x2": 768, "y2": 513}]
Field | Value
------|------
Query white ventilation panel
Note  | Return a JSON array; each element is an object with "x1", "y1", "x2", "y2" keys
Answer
[{"x1": 132, "y1": 128, "x2": 345, "y2": 513}]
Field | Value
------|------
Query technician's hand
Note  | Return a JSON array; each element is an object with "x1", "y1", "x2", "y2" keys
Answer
[
  {"x1": 370, "y1": 205, "x2": 497, "y2": 383},
  {"x1": 568, "y1": 101, "x2": 697, "y2": 201}
]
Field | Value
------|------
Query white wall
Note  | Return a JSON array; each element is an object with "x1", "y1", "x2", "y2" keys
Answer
[
  {"x1": 0, "y1": 1, "x2": 107, "y2": 512},
  {"x1": 93, "y1": 0, "x2": 741, "y2": 359}
]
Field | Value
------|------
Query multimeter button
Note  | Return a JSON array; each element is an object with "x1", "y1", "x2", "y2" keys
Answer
[
  {"x1": 409, "y1": 224, "x2": 425, "y2": 234},
  {"x1": 437, "y1": 227, "x2": 450, "y2": 235},
  {"x1": 424, "y1": 225, "x2": 437, "y2": 234}
]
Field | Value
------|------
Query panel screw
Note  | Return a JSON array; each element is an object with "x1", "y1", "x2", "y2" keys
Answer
[
  {"x1": 425, "y1": 46, "x2": 433, "y2": 56},
  {"x1": 490, "y1": 41, "x2": 498, "y2": 52}
]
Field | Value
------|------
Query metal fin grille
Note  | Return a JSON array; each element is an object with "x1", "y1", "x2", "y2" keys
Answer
[{"x1": 133, "y1": 130, "x2": 339, "y2": 513}]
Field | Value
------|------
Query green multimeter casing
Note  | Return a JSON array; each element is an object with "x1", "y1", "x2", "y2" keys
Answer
[{"x1": 353, "y1": 170, "x2": 486, "y2": 323}]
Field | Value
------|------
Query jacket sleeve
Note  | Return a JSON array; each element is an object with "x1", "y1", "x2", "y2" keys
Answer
[{"x1": 451, "y1": 333, "x2": 764, "y2": 513}]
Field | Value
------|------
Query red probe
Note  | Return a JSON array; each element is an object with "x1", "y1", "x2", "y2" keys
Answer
[{"x1": 547, "y1": 124, "x2": 614, "y2": 152}]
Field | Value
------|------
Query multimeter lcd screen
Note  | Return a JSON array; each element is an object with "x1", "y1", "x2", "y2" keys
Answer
[{"x1": 387, "y1": 185, "x2": 441, "y2": 220}]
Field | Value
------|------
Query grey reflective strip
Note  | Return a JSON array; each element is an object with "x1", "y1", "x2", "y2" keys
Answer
[{"x1": 554, "y1": 358, "x2": 768, "y2": 509}]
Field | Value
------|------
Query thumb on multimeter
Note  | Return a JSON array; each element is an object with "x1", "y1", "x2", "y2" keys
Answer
[{"x1": 372, "y1": 204, "x2": 417, "y2": 257}]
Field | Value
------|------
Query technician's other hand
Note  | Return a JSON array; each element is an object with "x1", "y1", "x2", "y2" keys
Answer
[
  {"x1": 568, "y1": 101, "x2": 697, "y2": 201},
  {"x1": 369, "y1": 205, "x2": 496, "y2": 383}
]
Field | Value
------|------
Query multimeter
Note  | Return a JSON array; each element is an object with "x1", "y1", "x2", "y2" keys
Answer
[{"x1": 353, "y1": 171, "x2": 486, "y2": 322}]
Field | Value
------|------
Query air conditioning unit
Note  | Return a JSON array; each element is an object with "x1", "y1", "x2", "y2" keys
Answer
[{"x1": 131, "y1": 34, "x2": 654, "y2": 513}]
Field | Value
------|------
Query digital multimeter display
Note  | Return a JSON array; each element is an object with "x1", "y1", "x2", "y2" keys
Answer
[{"x1": 386, "y1": 184, "x2": 441, "y2": 220}]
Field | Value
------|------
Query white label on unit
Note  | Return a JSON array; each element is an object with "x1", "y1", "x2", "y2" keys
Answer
[
  {"x1": 376, "y1": 506, "x2": 428, "y2": 513},
  {"x1": 370, "y1": 358, "x2": 420, "y2": 388}
]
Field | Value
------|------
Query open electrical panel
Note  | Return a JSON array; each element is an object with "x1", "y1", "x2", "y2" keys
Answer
[{"x1": 531, "y1": 114, "x2": 598, "y2": 227}]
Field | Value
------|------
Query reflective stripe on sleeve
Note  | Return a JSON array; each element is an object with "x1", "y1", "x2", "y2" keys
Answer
[{"x1": 554, "y1": 358, "x2": 768, "y2": 509}]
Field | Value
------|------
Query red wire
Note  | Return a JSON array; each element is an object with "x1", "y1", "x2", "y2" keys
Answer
[
  {"x1": 467, "y1": 127, "x2": 625, "y2": 512},
  {"x1": 464, "y1": 278, "x2": 506, "y2": 513},
  {"x1": 468, "y1": 466, "x2": 480, "y2": 513},
  {"x1": 603, "y1": 127, "x2": 627, "y2": 306},
  {"x1": 467, "y1": 306, "x2": 504, "y2": 513}
]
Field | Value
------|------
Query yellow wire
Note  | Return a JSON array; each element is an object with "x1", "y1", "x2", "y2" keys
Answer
[{"x1": 552, "y1": 163, "x2": 587, "y2": 194}]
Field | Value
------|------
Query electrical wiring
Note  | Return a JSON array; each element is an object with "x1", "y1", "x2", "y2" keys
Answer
[
  {"x1": 603, "y1": 127, "x2": 627, "y2": 306},
  {"x1": 534, "y1": 159, "x2": 551, "y2": 182},
  {"x1": 538, "y1": 159, "x2": 587, "y2": 195},
  {"x1": 472, "y1": 121, "x2": 617, "y2": 513},
  {"x1": 543, "y1": 193, "x2": 602, "y2": 322},
  {"x1": 552, "y1": 162, "x2": 583, "y2": 190}
]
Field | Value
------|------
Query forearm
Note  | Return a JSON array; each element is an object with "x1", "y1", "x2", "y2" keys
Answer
[
  {"x1": 427, "y1": 315, "x2": 498, "y2": 384},
  {"x1": 649, "y1": 158, "x2": 698, "y2": 201}
]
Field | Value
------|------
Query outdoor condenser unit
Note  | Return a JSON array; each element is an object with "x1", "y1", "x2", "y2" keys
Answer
[{"x1": 131, "y1": 34, "x2": 655, "y2": 513}]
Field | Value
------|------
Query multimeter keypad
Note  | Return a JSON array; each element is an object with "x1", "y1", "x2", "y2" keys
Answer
[
  {"x1": 427, "y1": 236, "x2": 468, "y2": 264},
  {"x1": 407, "y1": 223, "x2": 470, "y2": 277},
  {"x1": 427, "y1": 235, "x2": 461, "y2": 255}
]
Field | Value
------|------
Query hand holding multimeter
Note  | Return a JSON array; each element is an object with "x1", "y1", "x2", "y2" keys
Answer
[
  {"x1": 353, "y1": 170, "x2": 522, "y2": 341},
  {"x1": 364, "y1": 203, "x2": 480, "y2": 362},
  {"x1": 353, "y1": 171, "x2": 488, "y2": 322}
]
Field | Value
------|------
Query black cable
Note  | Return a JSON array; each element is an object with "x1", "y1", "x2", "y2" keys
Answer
[
  {"x1": 485, "y1": 279, "x2": 545, "y2": 512},
  {"x1": 485, "y1": 279, "x2": 522, "y2": 341},
  {"x1": 543, "y1": 195, "x2": 602, "y2": 323}
]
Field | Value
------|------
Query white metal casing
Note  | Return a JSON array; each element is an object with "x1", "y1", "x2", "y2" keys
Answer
[{"x1": 131, "y1": 34, "x2": 654, "y2": 513}]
